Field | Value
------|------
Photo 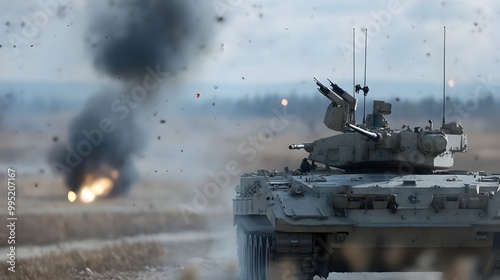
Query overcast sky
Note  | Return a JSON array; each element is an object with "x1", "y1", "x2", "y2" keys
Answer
[{"x1": 0, "y1": 0, "x2": 499, "y2": 98}]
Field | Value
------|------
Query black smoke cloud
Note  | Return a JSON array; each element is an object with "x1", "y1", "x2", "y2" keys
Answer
[
  {"x1": 50, "y1": 0, "x2": 216, "y2": 196},
  {"x1": 50, "y1": 92, "x2": 145, "y2": 195},
  {"x1": 90, "y1": 0, "x2": 213, "y2": 80}
]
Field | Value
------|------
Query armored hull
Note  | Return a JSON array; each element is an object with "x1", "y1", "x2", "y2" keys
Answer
[
  {"x1": 233, "y1": 66, "x2": 497, "y2": 279},
  {"x1": 234, "y1": 170, "x2": 500, "y2": 279}
]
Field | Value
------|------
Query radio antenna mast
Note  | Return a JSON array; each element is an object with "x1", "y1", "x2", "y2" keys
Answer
[
  {"x1": 352, "y1": 28, "x2": 356, "y2": 124},
  {"x1": 354, "y1": 29, "x2": 370, "y2": 125},
  {"x1": 362, "y1": 29, "x2": 368, "y2": 125},
  {"x1": 442, "y1": 26, "x2": 446, "y2": 128}
]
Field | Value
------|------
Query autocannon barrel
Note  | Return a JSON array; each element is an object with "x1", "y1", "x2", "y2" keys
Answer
[
  {"x1": 314, "y1": 78, "x2": 331, "y2": 97},
  {"x1": 346, "y1": 123, "x2": 381, "y2": 142},
  {"x1": 289, "y1": 144, "x2": 305, "y2": 150},
  {"x1": 328, "y1": 80, "x2": 349, "y2": 98},
  {"x1": 289, "y1": 143, "x2": 313, "y2": 152}
]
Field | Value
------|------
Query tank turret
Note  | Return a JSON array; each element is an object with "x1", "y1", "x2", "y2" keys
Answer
[{"x1": 289, "y1": 79, "x2": 468, "y2": 173}]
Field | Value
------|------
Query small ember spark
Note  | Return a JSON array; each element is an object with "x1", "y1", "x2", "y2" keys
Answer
[{"x1": 281, "y1": 98, "x2": 288, "y2": 107}]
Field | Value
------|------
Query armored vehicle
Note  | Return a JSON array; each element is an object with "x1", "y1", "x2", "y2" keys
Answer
[{"x1": 233, "y1": 78, "x2": 500, "y2": 279}]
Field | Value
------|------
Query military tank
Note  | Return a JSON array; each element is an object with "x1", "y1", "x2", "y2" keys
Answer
[{"x1": 233, "y1": 78, "x2": 500, "y2": 280}]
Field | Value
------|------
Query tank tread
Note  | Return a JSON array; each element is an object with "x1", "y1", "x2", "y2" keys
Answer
[{"x1": 236, "y1": 216, "x2": 316, "y2": 280}]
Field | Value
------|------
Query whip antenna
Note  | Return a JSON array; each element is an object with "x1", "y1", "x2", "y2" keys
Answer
[
  {"x1": 353, "y1": 28, "x2": 356, "y2": 123},
  {"x1": 362, "y1": 29, "x2": 368, "y2": 125},
  {"x1": 442, "y1": 26, "x2": 446, "y2": 128}
]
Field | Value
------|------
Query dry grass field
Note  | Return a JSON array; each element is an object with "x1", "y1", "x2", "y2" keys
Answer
[{"x1": 0, "y1": 171, "x2": 231, "y2": 280}]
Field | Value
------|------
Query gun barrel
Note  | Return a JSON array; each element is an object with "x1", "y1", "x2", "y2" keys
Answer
[
  {"x1": 328, "y1": 79, "x2": 347, "y2": 97},
  {"x1": 346, "y1": 123, "x2": 381, "y2": 142},
  {"x1": 289, "y1": 144, "x2": 305, "y2": 150},
  {"x1": 314, "y1": 78, "x2": 331, "y2": 96},
  {"x1": 314, "y1": 78, "x2": 357, "y2": 110},
  {"x1": 289, "y1": 143, "x2": 313, "y2": 152}
]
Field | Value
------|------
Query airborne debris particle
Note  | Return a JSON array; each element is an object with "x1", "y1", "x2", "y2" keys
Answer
[
  {"x1": 52, "y1": 136, "x2": 58, "y2": 142},
  {"x1": 35, "y1": 183, "x2": 38, "y2": 188},
  {"x1": 196, "y1": 93, "x2": 200, "y2": 98},
  {"x1": 157, "y1": 136, "x2": 161, "y2": 140},
  {"x1": 160, "y1": 120, "x2": 166, "y2": 124}
]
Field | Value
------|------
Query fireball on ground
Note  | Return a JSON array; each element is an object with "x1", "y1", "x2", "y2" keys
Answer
[
  {"x1": 67, "y1": 191, "x2": 77, "y2": 202},
  {"x1": 79, "y1": 187, "x2": 96, "y2": 203},
  {"x1": 67, "y1": 169, "x2": 119, "y2": 203}
]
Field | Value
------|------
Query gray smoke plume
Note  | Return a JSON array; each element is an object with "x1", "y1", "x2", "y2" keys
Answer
[{"x1": 50, "y1": 0, "x2": 216, "y2": 197}]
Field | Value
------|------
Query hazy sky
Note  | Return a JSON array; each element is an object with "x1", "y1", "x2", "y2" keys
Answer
[{"x1": 0, "y1": 1, "x2": 499, "y2": 94}]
